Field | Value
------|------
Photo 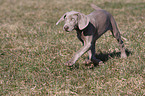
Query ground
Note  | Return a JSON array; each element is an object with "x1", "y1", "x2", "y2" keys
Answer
[{"x1": 0, "y1": 0, "x2": 145, "y2": 95}]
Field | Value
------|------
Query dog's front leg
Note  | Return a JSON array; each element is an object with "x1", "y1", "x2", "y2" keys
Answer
[{"x1": 65, "y1": 36, "x2": 92, "y2": 66}]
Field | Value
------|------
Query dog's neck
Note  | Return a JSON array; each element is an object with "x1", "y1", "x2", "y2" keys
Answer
[{"x1": 74, "y1": 25, "x2": 79, "y2": 30}]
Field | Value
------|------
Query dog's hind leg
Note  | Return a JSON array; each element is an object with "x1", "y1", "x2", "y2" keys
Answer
[{"x1": 110, "y1": 17, "x2": 127, "y2": 58}]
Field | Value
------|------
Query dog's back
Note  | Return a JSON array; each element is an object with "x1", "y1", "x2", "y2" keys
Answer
[{"x1": 90, "y1": 4, "x2": 103, "y2": 10}]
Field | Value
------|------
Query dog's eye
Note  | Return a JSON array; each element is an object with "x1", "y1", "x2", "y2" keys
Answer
[
  {"x1": 64, "y1": 15, "x2": 66, "y2": 19},
  {"x1": 71, "y1": 18, "x2": 75, "y2": 21}
]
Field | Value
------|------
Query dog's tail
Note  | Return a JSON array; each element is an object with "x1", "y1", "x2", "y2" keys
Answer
[{"x1": 90, "y1": 4, "x2": 102, "y2": 10}]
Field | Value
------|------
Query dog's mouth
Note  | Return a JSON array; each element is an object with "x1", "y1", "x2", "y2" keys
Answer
[
  {"x1": 64, "y1": 27, "x2": 74, "y2": 32},
  {"x1": 74, "y1": 25, "x2": 78, "y2": 29},
  {"x1": 65, "y1": 30, "x2": 70, "y2": 32},
  {"x1": 64, "y1": 28, "x2": 70, "y2": 32}
]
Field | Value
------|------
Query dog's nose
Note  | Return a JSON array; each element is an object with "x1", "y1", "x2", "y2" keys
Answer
[{"x1": 64, "y1": 26, "x2": 69, "y2": 31}]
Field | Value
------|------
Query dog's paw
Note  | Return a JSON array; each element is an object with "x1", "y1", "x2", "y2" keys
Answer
[
  {"x1": 98, "y1": 61, "x2": 104, "y2": 65},
  {"x1": 64, "y1": 60, "x2": 74, "y2": 66},
  {"x1": 83, "y1": 59, "x2": 92, "y2": 65},
  {"x1": 87, "y1": 63, "x2": 94, "y2": 69},
  {"x1": 121, "y1": 53, "x2": 127, "y2": 58}
]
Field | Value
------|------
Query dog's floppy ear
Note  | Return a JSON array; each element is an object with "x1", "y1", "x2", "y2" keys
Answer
[
  {"x1": 77, "y1": 13, "x2": 90, "y2": 30},
  {"x1": 56, "y1": 13, "x2": 67, "y2": 25}
]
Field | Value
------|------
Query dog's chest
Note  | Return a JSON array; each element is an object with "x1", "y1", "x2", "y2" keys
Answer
[
  {"x1": 77, "y1": 31, "x2": 85, "y2": 42},
  {"x1": 81, "y1": 32, "x2": 85, "y2": 41}
]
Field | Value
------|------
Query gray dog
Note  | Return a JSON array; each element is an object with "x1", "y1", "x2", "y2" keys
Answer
[{"x1": 56, "y1": 4, "x2": 127, "y2": 67}]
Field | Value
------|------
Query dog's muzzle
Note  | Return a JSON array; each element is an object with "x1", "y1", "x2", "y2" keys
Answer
[{"x1": 63, "y1": 25, "x2": 69, "y2": 31}]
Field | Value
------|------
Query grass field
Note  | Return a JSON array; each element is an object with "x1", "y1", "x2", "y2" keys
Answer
[{"x1": 0, "y1": 0, "x2": 145, "y2": 95}]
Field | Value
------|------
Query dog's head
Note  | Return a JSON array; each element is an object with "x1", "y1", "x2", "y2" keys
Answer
[{"x1": 56, "y1": 11, "x2": 90, "y2": 31}]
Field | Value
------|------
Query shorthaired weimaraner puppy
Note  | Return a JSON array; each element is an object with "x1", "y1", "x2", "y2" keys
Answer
[{"x1": 56, "y1": 4, "x2": 127, "y2": 67}]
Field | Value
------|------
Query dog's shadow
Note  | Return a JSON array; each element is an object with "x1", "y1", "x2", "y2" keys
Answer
[
  {"x1": 93, "y1": 49, "x2": 131, "y2": 67},
  {"x1": 71, "y1": 49, "x2": 131, "y2": 69}
]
